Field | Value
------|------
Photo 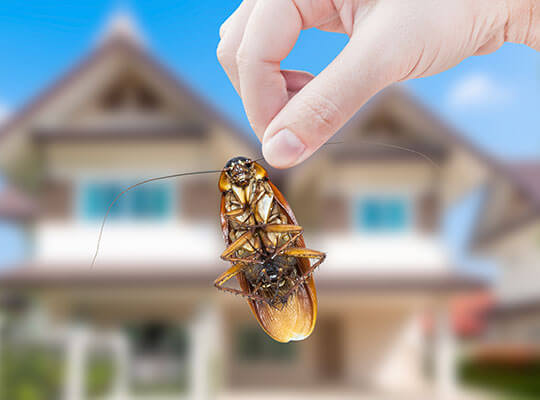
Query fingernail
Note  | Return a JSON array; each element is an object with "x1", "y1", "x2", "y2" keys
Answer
[{"x1": 263, "y1": 129, "x2": 306, "y2": 168}]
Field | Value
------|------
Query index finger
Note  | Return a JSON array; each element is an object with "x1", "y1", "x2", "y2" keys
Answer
[{"x1": 236, "y1": 0, "x2": 302, "y2": 138}]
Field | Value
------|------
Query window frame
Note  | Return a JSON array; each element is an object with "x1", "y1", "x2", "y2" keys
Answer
[
  {"x1": 352, "y1": 187, "x2": 417, "y2": 234},
  {"x1": 76, "y1": 173, "x2": 178, "y2": 223}
]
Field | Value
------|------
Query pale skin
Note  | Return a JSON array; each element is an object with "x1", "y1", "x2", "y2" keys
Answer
[{"x1": 217, "y1": 0, "x2": 540, "y2": 168}]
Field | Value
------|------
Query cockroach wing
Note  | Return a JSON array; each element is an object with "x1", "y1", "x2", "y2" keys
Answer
[
  {"x1": 267, "y1": 179, "x2": 318, "y2": 316},
  {"x1": 238, "y1": 273, "x2": 316, "y2": 343},
  {"x1": 246, "y1": 178, "x2": 318, "y2": 342}
]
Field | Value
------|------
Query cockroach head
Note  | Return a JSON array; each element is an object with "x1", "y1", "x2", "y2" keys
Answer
[{"x1": 225, "y1": 156, "x2": 255, "y2": 187}]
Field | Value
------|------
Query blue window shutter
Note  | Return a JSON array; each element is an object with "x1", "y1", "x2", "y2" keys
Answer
[
  {"x1": 363, "y1": 198, "x2": 383, "y2": 231},
  {"x1": 83, "y1": 183, "x2": 101, "y2": 219},
  {"x1": 152, "y1": 184, "x2": 169, "y2": 218},
  {"x1": 386, "y1": 197, "x2": 407, "y2": 230},
  {"x1": 106, "y1": 183, "x2": 124, "y2": 219},
  {"x1": 132, "y1": 186, "x2": 150, "y2": 218}
]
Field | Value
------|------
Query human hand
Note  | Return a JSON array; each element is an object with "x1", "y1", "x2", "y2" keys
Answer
[{"x1": 217, "y1": 0, "x2": 539, "y2": 168}]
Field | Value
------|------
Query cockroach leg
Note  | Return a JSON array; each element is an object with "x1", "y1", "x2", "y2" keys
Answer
[
  {"x1": 215, "y1": 285, "x2": 268, "y2": 302},
  {"x1": 220, "y1": 231, "x2": 254, "y2": 261},
  {"x1": 281, "y1": 247, "x2": 326, "y2": 260},
  {"x1": 224, "y1": 207, "x2": 245, "y2": 217},
  {"x1": 280, "y1": 247, "x2": 326, "y2": 298},
  {"x1": 252, "y1": 281, "x2": 263, "y2": 296},
  {"x1": 223, "y1": 255, "x2": 262, "y2": 264},
  {"x1": 245, "y1": 236, "x2": 266, "y2": 258},
  {"x1": 271, "y1": 231, "x2": 304, "y2": 259},
  {"x1": 213, "y1": 263, "x2": 244, "y2": 287},
  {"x1": 214, "y1": 264, "x2": 268, "y2": 302},
  {"x1": 264, "y1": 224, "x2": 303, "y2": 234}
]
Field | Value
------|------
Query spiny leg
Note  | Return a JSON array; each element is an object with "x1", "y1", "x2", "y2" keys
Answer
[
  {"x1": 220, "y1": 231, "x2": 259, "y2": 263},
  {"x1": 245, "y1": 236, "x2": 266, "y2": 259},
  {"x1": 280, "y1": 247, "x2": 326, "y2": 298},
  {"x1": 224, "y1": 207, "x2": 245, "y2": 218},
  {"x1": 225, "y1": 207, "x2": 255, "y2": 228},
  {"x1": 264, "y1": 224, "x2": 303, "y2": 234},
  {"x1": 214, "y1": 263, "x2": 244, "y2": 287},
  {"x1": 263, "y1": 224, "x2": 304, "y2": 256},
  {"x1": 216, "y1": 285, "x2": 268, "y2": 302},
  {"x1": 214, "y1": 263, "x2": 269, "y2": 302}
]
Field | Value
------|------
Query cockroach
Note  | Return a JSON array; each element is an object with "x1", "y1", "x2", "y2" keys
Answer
[
  {"x1": 215, "y1": 157, "x2": 324, "y2": 342},
  {"x1": 91, "y1": 157, "x2": 325, "y2": 343}
]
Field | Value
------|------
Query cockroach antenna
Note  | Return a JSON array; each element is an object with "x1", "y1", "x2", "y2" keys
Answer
[
  {"x1": 90, "y1": 168, "x2": 223, "y2": 268},
  {"x1": 323, "y1": 139, "x2": 442, "y2": 171}
]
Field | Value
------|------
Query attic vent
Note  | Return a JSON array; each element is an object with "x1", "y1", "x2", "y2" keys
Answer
[
  {"x1": 101, "y1": 77, "x2": 162, "y2": 111},
  {"x1": 137, "y1": 85, "x2": 160, "y2": 109},
  {"x1": 363, "y1": 114, "x2": 405, "y2": 138}
]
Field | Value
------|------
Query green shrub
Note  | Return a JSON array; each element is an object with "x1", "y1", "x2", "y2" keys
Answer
[
  {"x1": 0, "y1": 345, "x2": 115, "y2": 400},
  {"x1": 460, "y1": 358, "x2": 540, "y2": 399},
  {"x1": 0, "y1": 346, "x2": 64, "y2": 400},
  {"x1": 85, "y1": 354, "x2": 115, "y2": 398}
]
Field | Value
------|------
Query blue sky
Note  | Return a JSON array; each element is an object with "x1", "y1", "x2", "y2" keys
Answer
[{"x1": 0, "y1": 1, "x2": 538, "y2": 274}]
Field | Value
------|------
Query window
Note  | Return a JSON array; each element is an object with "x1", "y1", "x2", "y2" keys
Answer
[
  {"x1": 235, "y1": 325, "x2": 298, "y2": 362},
  {"x1": 81, "y1": 181, "x2": 172, "y2": 221},
  {"x1": 126, "y1": 322, "x2": 188, "y2": 394},
  {"x1": 127, "y1": 322, "x2": 188, "y2": 358},
  {"x1": 355, "y1": 194, "x2": 410, "y2": 232}
]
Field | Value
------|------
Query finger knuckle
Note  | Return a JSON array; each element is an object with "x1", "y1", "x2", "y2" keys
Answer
[
  {"x1": 218, "y1": 21, "x2": 228, "y2": 39},
  {"x1": 299, "y1": 92, "x2": 342, "y2": 134},
  {"x1": 235, "y1": 46, "x2": 254, "y2": 69},
  {"x1": 216, "y1": 41, "x2": 236, "y2": 66}
]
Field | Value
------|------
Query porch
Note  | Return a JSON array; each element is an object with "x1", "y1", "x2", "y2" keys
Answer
[{"x1": 1, "y1": 298, "x2": 460, "y2": 400}]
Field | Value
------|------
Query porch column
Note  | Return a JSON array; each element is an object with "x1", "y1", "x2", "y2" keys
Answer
[
  {"x1": 63, "y1": 327, "x2": 89, "y2": 400},
  {"x1": 373, "y1": 312, "x2": 425, "y2": 393},
  {"x1": 434, "y1": 305, "x2": 457, "y2": 399},
  {"x1": 109, "y1": 331, "x2": 130, "y2": 400},
  {"x1": 189, "y1": 303, "x2": 223, "y2": 400}
]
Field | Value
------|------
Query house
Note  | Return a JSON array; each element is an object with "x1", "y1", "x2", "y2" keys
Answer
[
  {"x1": 0, "y1": 15, "x2": 490, "y2": 400},
  {"x1": 473, "y1": 160, "x2": 540, "y2": 357}
]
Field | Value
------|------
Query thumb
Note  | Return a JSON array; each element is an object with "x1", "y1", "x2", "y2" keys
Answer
[{"x1": 262, "y1": 25, "x2": 397, "y2": 168}]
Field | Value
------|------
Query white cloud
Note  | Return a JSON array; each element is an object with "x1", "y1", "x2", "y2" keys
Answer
[{"x1": 446, "y1": 73, "x2": 512, "y2": 109}]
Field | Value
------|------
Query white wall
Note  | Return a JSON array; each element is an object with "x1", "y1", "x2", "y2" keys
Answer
[
  {"x1": 35, "y1": 221, "x2": 222, "y2": 268},
  {"x1": 492, "y1": 221, "x2": 540, "y2": 304}
]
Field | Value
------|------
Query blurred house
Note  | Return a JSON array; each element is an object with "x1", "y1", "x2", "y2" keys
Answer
[
  {"x1": 473, "y1": 160, "x2": 540, "y2": 359},
  {"x1": 0, "y1": 15, "x2": 491, "y2": 400}
]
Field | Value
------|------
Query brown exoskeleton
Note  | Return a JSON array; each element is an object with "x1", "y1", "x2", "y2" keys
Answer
[{"x1": 216, "y1": 157, "x2": 325, "y2": 342}]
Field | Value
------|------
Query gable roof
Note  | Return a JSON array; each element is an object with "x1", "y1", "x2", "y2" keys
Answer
[
  {"x1": 332, "y1": 86, "x2": 506, "y2": 176},
  {"x1": 472, "y1": 160, "x2": 540, "y2": 248},
  {"x1": 508, "y1": 161, "x2": 540, "y2": 204},
  {"x1": 325, "y1": 86, "x2": 500, "y2": 198},
  {"x1": 0, "y1": 35, "x2": 256, "y2": 161},
  {"x1": 338, "y1": 86, "x2": 493, "y2": 158}
]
